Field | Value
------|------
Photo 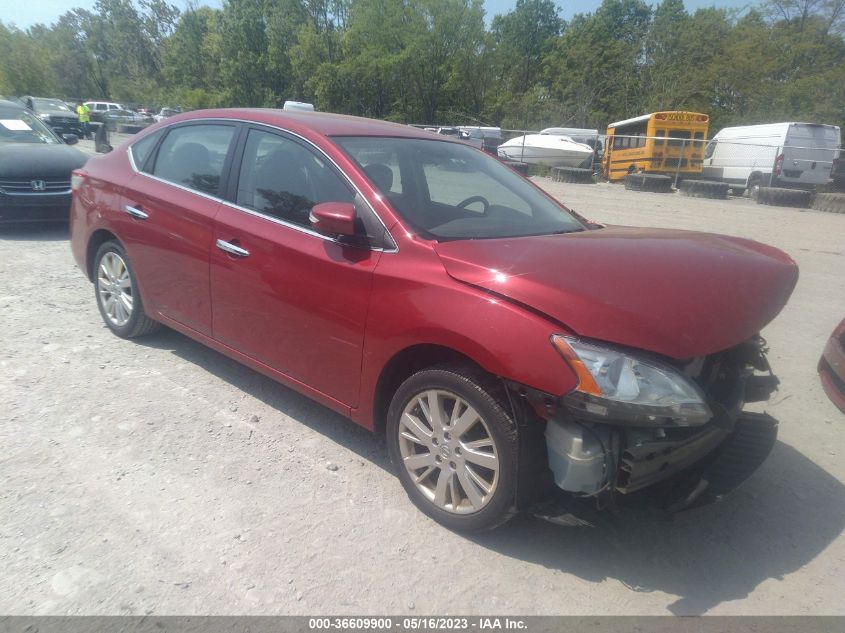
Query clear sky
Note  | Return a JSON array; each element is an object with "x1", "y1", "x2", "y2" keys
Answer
[{"x1": 2, "y1": 0, "x2": 753, "y2": 30}]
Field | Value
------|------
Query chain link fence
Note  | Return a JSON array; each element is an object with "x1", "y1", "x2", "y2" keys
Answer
[{"x1": 96, "y1": 120, "x2": 844, "y2": 195}]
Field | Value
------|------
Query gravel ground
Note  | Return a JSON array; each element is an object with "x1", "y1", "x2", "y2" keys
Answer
[{"x1": 1, "y1": 177, "x2": 844, "y2": 616}]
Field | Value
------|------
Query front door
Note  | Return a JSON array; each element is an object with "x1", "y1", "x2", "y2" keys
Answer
[{"x1": 210, "y1": 127, "x2": 380, "y2": 407}]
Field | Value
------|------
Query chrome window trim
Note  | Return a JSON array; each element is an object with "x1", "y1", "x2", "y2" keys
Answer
[
  {"x1": 125, "y1": 117, "x2": 397, "y2": 253},
  {"x1": 130, "y1": 167, "x2": 238, "y2": 205},
  {"x1": 126, "y1": 145, "x2": 139, "y2": 172}
]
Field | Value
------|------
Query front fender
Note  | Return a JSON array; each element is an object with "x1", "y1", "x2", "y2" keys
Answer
[{"x1": 355, "y1": 251, "x2": 578, "y2": 428}]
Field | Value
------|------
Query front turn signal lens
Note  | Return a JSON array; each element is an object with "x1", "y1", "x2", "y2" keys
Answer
[{"x1": 551, "y1": 335, "x2": 603, "y2": 396}]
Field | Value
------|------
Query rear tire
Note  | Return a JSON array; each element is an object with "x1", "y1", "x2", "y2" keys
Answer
[
  {"x1": 756, "y1": 187, "x2": 812, "y2": 209},
  {"x1": 386, "y1": 365, "x2": 520, "y2": 532},
  {"x1": 93, "y1": 240, "x2": 161, "y2": 339},
  {"x1": 624, "y1": 173, "x2": 673, "y2": 193}
]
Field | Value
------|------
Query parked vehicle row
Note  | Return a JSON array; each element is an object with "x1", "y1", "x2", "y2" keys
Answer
[
  {"x1": 84, "y1": 101, "x2": 127, "y2": 123},
  {"x1": 593, "y1": 110, "x2": 841, "y2": 193}
]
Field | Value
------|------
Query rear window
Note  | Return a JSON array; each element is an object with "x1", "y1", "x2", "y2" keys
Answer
[{"x1": 668, "y1": 130, "x2": 692, "y2": 146}]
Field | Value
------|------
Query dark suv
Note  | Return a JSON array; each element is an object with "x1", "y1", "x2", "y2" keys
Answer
[{"x1": 21, "y1": 96, "x2": 83, "y2": 138}]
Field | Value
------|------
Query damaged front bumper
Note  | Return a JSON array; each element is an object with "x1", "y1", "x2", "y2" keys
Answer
[{"x1": 542, "y1": 339, "x2": 780, "y2": 512}]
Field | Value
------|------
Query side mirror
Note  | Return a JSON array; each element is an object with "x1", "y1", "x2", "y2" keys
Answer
[
  {"x1": 62, "y1": 133, "x2": 79, "y2": 145},
  {"x1": 309, "y1": 202, "x2": 357, "y2": 237}
]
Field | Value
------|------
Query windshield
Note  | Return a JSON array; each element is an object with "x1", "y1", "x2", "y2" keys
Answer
[
  {"x1": 335, "y1": 137, "x2": 584, "y2": 240},
  {"x1": 0, "y1": 107, "x2": 61, "y2": 144},
  {"x1": 32, "y1": 98, "x2": 71, "y2": 112}
]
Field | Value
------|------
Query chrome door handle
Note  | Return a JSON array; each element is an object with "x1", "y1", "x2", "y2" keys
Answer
[
  {"x1": 124, "y1": 205, "x2": 148, "y2": 220},
  {"x1": 216, "y1": 239, "x2": 250, "y2": 258}
]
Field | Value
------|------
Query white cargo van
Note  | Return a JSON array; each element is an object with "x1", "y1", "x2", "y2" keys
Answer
[{"x1": 702, "y1": 122, "x2": 840, "y2": 195}]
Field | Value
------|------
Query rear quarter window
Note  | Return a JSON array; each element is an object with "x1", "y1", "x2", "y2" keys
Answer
[
  {"x1": 130, "y1": 129, "x2": 165, "y2": 172},
  {"x1": 151, "y1": 124, "x2": 236, "y2": 196}
]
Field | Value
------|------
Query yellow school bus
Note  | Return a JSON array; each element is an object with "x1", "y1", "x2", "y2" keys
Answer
[{"x1": 602, "y1": 111, "x2": 710, "y2": 181}]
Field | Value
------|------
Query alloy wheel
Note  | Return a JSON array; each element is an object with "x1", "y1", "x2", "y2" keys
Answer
[
  {"x1": 398, "y1": 389, "x2": 500, "y2": 514},
  {"x1": 96, "y1": 251, "x2": 134, "y2": 327}
]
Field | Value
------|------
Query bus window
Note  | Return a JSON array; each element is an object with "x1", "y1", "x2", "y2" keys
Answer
[
  {"x1": 655, "y1": 129, "x2": 665, "y2": 146},
  {"x1": 694, "y1": 131, "x2": 705, "y2": 149},
  {"x1": 668, "y1": 130, "x2": 692, "y2": 146}
]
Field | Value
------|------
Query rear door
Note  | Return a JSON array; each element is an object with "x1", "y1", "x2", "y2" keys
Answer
[
  {"x1": 119, "y1": 121, "x2": 239, "y2": 336},
  {"x1": 781, "y1": 124, "x2": 840, "y2": 186},
  {"x1": 210, "y1": 126, "x2": 382, "y2": 407}
]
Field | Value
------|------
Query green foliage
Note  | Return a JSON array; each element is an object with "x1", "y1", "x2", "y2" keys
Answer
[
  {"x1": 491, "y1": 0, "x2": 563, "y2": 93},
  {"x1": 0, "y1": 23, "x2": 54, "y2": 96},
  {"x1": 0, "y1": 0, "x2": 843, "y2": 133}
]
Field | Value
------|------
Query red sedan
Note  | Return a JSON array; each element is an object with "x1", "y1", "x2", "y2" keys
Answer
[{"x1": 70, "y1": 109, "x2": 798, "y2": 531}]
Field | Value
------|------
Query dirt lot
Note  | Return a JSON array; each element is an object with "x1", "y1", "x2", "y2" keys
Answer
[{"x1": 1, "y1": 178, "x2": 844, "y2": 616}]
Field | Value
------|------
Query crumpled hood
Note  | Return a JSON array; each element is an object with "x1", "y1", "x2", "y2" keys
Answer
[
  {"x1": 0, "y1": 143, "x2": 88, "y2": 179},
  {"x1": 434, "y1": 226, "x2": 798, "y2": 359}
]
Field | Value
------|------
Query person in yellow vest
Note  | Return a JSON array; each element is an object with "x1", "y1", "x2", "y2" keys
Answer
[{"x1": 76, "y1": 101, "x2": 91, "y2": 139}]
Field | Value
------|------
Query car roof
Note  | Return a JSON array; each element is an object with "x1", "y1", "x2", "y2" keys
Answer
[
  {"x1": 162, "y1": 108, "x2": 443, "y2": 141},
  {"x1": 0, "y1": 99, "x2": 24, "y2": 110}
]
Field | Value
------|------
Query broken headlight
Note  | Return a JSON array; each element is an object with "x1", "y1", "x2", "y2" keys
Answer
[{"x1": 552, "y1": 336, "x2": 712, "y2": 427}]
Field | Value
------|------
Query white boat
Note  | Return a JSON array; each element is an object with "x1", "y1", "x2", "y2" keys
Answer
[{"x1": 497, "y1": 134, "x2": 594, "y2": 167}]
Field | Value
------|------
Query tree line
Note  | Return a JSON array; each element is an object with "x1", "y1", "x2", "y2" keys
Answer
[{"x1": 1, "y1": 0, "x2": 844, "y2": 132}]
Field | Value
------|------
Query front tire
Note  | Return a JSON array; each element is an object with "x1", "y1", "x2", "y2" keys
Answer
[
  {"x1": 93, "y1": 240, "x2": 161, "y2": 338},
  {"x1": 387, "y1": 365, "x2": 519, "y2": 532}
]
